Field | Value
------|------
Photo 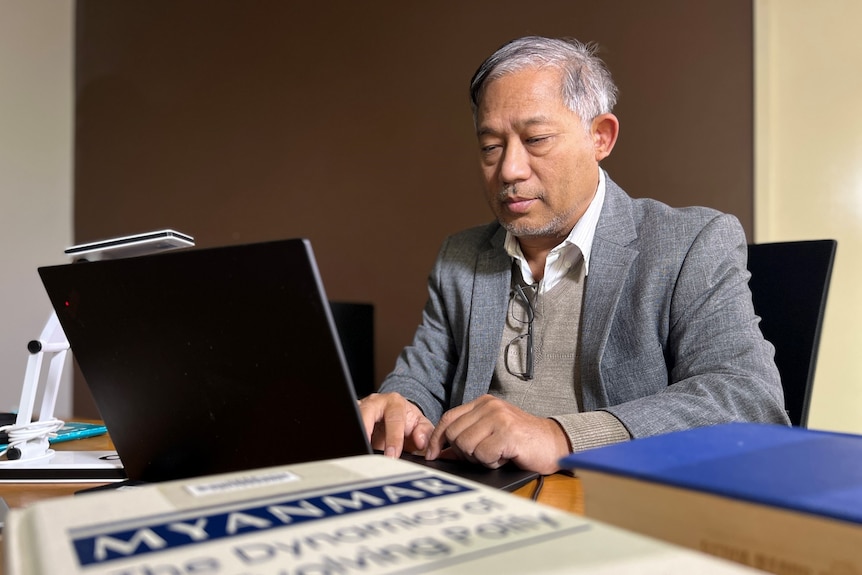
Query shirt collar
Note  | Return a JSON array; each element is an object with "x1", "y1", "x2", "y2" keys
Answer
[{"x1": 504, "y1": 168, "x2": 606, "y2": 282}]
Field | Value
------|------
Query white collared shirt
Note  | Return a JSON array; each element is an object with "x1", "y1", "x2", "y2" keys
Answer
[{"x1": 505, "y1": 169, "x2": 606, "y2": 293}]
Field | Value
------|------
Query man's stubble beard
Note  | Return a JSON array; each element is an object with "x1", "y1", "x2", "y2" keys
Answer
[{"x1": 495, "y1": 184, "x2": 578, "y2": 240}]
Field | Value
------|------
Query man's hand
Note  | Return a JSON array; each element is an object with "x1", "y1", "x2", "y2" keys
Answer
[
  {"x1": 424, "y1": 394, "x2": 571, "y2": 474},
  {"x1": 358, "y1": 392, "x2": 435, "y2": 458}
]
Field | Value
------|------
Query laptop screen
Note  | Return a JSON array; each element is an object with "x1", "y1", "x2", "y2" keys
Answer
[{"x1": 39, "y1": 238, "x2": 372, "y2": 482}]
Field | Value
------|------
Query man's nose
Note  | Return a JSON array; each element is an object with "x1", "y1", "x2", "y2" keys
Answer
[{"x1": 500, "y1": 142, "x2": 531, "y2": 184}]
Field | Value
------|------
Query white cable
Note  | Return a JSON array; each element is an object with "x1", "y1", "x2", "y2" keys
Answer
[{"x1": 0, "y1": 418, "x2": 65, "y2": 463}]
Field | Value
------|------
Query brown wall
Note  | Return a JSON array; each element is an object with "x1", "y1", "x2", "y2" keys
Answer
[{"x1": 74, "y1": 0, "x2": 753, "y2": 416}]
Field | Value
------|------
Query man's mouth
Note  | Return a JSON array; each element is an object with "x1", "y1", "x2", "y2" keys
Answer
[{"x1": 504, "y1": 197, "x2": 538, "y2": 214}]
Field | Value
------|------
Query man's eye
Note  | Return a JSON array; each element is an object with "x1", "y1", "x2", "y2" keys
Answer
[
  {"x1": 481, "y1": 144, "x2": 501, "y2": 154},
  {"x1": 526, "y1": 136, "x2": 550, "y2": 145}
]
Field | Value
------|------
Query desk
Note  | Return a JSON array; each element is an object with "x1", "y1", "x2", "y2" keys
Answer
[
  {"x1": 514, "y1": 473, "x2": 584, "y2": 514},
  {"x1": 2, "y1": 432, "x2": 583, "y2": 513}
]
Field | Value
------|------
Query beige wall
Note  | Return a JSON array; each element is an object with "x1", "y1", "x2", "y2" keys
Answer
[
  {"x1": 756, "y1": 0, "x2": 862, "y2": 433},
  {"x1": 0, "y1": 0, "x2": 74, "y2": 418}
]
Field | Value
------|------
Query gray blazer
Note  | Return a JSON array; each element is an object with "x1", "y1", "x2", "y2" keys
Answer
[{"x1": 379, "y1": 177, "x2": 790, "y2": 437}]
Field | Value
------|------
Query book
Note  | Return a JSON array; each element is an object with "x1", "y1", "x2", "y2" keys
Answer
[
  {"x1": 0, "y1": 450, "x2": 125, "y2": 483},
  {"x1": 560, "y1": 422, "x2": 862, "y2": 574},
  {"x1": 3, "y1": 454, "x2": 762, "y2": 574}
]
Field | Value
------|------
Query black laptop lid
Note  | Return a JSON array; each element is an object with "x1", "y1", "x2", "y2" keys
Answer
[{"x1": 38, "y1": 238, "x2": 371, "y2": 482}]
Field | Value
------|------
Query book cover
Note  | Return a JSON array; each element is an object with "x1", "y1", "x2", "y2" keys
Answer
[
  {"x1": 3, "y1": 454, "x2": 761, "y2": 574},
  {"x1": 562, "y1": 422, "x2": 862, "y2": 525},
  {"x1": 560, "y1": 422, "x2": 862, "y2": 573}
]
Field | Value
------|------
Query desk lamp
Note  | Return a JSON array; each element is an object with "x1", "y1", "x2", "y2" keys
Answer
[{"x1": 0, "y1": 230, "x2": 194, "y2": 464}]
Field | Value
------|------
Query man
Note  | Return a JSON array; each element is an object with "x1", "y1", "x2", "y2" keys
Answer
[{"x1": 359, "y1": 36, "x2": 789, "y2": 475}]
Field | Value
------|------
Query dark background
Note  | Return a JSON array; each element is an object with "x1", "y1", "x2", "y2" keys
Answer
[{"x1": 73, "y1": 0, "x2": 753, "y2": 415}]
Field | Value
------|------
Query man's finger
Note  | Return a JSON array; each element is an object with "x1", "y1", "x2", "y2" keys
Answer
[
  {"x1": 358, "y1": 393, "x2": 406, "y2": 457},
  {"x1": 425, "y1": 402, "x2": 474, "y2": 460},
  {"x1": 381, "y1": 400, "x2": 407, "y2": 458}
]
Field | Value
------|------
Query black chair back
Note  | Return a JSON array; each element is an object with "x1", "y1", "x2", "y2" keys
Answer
[
  {"x1": 329, "y1": 301, "x2": 375, "y2": 398},
  {"x1": 747, "y1": 240, "x2": 837, "y2": 427}
]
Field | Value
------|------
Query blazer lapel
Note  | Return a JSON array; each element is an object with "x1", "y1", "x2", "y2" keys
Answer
[
  {"x1": 459, "y1": 227, "x2": 510, "y2": 406},
  {"x1": 580, "y1": 178, "x2": 638, "y2": 410}
]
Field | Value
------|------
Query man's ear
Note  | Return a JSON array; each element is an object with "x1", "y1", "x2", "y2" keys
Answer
[{"x1": 591, "y1": 113, "x2": 619, "y2": 162}]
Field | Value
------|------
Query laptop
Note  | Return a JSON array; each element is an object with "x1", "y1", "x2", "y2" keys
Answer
[{"x1": 38, "y1": 238, "x2": 538, "y2": 491}]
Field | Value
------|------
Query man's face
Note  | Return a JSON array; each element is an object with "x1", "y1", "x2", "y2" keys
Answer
[{"x1": 476, "y1": 67, "x2": 601, "y2": 242}]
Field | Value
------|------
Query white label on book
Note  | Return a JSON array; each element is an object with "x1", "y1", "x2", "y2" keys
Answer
[{"x1": 184, "y1": 470, "x2": 300, "y2": 497}]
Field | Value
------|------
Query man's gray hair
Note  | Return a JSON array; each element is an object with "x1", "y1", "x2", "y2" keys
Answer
[{"x1": 470, "y1": 36, "x2": 618, "y2": 128}]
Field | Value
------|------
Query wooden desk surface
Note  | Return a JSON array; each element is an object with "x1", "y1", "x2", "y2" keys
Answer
[
  {"x1": 513, "y1": 473, "x2": 584, "y2": 515},
  {"x1": 2, "y1": 432, "x2": 583, "y2": 513}
]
